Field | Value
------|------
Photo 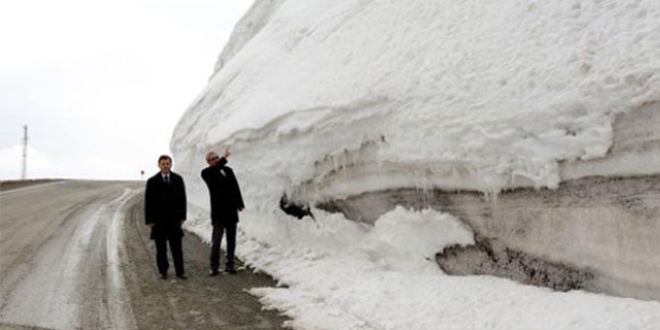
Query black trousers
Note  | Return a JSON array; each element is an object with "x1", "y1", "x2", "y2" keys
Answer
[
  {"x1": 155, "y1": 235, "x2": 184, "y2": 276},
  {"x1": 210, "y1": 222, "x2": 236, "y2": 271}
]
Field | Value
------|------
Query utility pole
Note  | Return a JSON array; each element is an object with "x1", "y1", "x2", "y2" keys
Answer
[{"x1": 21, "y1": 125, "x2": 28, "y2": 180}]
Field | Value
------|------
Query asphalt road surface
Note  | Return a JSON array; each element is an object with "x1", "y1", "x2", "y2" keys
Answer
[{"x1": 0, "y1": 180, "x2": 288, "y2": 330}]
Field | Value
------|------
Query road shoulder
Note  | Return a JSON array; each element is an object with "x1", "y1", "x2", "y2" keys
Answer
[{"x1": 123, "y1": 193, "x2": 290, "y2": 330}]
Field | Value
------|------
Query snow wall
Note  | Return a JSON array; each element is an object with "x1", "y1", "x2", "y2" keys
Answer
[{"x1": 172, "y1": 0, "x2": 660, "y2": 301}]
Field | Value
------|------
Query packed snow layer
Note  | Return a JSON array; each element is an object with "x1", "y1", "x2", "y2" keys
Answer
[
  {"x1": 331, "y1": 173, "x2": 660, "y2": 300},
  {"x1": 211, "y1": 0, "x2": 287, "y2": 76},
  {"x1": 172, "y1": 0, "x2": 660, "y2": 328}
]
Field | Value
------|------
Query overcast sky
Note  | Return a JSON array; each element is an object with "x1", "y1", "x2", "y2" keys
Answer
[{"x1": 0, "y1": 0, "x2": 253, "y2": 181}]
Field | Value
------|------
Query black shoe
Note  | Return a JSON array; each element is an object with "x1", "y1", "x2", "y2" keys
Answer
[
  {"x1": 209, "y1": 269, "x2": 220, "y2": 276},
  {"x1": 226, "y1": 267, "x2": 237, "y2": 275},
  {"x1": 176, "y1": 273, "x2": 188, "y2": 280},
  {"x1": 160, "y1": 273, "x2": 168, "y2": 280}
]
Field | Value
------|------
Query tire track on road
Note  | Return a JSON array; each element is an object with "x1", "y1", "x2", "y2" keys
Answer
[{"x1": 0, "y1": 181, "x2": 142, "y2": 330}]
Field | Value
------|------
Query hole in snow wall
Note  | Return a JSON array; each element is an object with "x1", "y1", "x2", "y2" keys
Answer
[{"x1": 437, "y1": 236, "x2": 595, "y2": 292}]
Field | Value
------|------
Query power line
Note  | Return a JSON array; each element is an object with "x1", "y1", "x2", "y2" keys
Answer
[{"x1": 21, "y1": 125, "x2": 28, "y2": 180}]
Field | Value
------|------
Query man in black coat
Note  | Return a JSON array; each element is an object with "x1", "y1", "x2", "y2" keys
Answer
[
  {"x1": 201, "y1": 149, "x2": 244, "y2": 275},
  {"x1": 145, "y1": 155, "x2": 188, "y2": 280}
]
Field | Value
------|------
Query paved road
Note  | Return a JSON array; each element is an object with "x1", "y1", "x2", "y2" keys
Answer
[{"x1": 0, "y1": 180, "x2": 288, "y2": 330}]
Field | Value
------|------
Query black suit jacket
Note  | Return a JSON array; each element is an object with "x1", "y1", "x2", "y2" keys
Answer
[
  {"x1": 145, "y1": 171, "x2": 187, "y2": 239},
  {"x1": 201, "y1": 159, "x2": 244, "y2": 225}
]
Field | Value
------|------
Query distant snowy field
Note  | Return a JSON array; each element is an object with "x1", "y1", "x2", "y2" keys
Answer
[{"x1": 173, "y1": 0, "x2": 660, "y2": 329}]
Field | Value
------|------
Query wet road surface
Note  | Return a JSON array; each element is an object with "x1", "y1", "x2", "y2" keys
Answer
[{"x1": 0, "y1": 180, "x2": 288, "y2": 330}]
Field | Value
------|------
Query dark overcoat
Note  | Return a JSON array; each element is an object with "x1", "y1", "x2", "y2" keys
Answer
[
  {"x1": 144, "y1": 171, "x2": 187, "y2": 239},
  {"x1": 201, "y1": 161, "x2": 244, "y2": 225}
]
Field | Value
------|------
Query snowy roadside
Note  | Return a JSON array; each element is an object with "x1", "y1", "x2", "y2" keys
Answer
[{"x1": 211, "y1": 206, "x2": 660, "y2": 330}]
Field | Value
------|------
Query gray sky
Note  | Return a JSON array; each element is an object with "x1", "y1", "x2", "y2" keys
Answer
[{"x1": 0, "y1": 0, "x2": 253, "y2": 181}]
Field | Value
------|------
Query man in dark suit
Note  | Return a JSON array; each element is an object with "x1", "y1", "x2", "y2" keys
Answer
[
  {"x1": 145, "y1": 155, "x2": 188, "y2": 280},
  {"x1": 201, "y1": 149, "x2": 244, "y2": 275}
]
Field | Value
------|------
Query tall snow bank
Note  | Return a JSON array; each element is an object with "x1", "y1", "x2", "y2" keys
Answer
[
  {"x1": 173, "y1": 0, "x2": 660, "y2": 205},
  {"x1": 171, "y1": 1, "x2": 660, "y2": 328}
]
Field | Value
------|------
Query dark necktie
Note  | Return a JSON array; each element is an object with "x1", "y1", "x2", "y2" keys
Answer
[{"x1": 164, "y1": 175, "x2": 170, "y2": 183}]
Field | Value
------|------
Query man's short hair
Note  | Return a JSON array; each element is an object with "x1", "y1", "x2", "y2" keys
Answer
[
  {"x1": 206, "y1": 151, "x2": 218, "y2": 161},
  {"x1": 158, "y1": 155, "x2": 172, "y2": 163}
]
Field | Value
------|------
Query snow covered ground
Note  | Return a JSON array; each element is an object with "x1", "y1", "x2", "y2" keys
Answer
[{"x1": 173, "y1": 0, "x2": 660, "y2": 329}]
